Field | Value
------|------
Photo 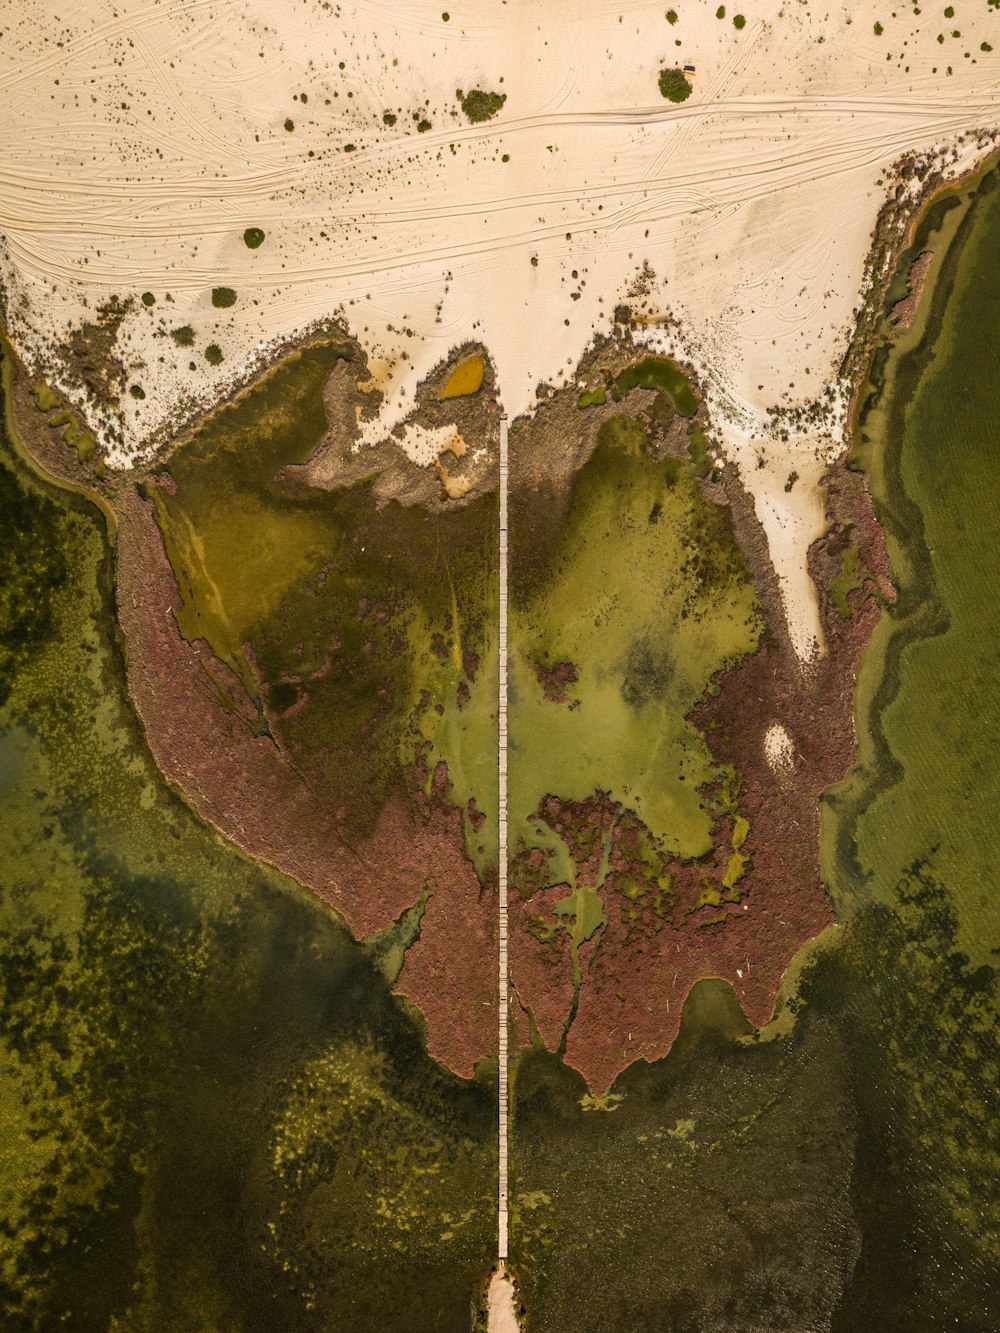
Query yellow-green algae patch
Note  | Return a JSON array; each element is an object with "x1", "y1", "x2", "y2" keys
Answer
[
  {"x1": 510, "y1": 411, "x2": 762, "y2": 871},
  {"x1": 439, "y1": 353, "x2": 485, "y2": 400}
]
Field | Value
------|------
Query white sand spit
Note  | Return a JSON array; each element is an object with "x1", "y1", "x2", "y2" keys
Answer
[
  {"x1": 487, "y1": 1269, "x2": 520, "y2": 1333},
  {"x1": 2, "y1": 0, "x2": 998, "y2": 655},
  {"x1": 765, "y1": 722, "x2": 796, "y2": 773}
]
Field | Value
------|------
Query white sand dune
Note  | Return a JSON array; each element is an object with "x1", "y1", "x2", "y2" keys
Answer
[{"x1": 1, "y1": 0, "x2": 998, "y2": 655}]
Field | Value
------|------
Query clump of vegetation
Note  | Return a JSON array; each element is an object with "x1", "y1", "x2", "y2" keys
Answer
[
  {"x1": 284, "y1": 118, "x2": 294, "y2": 132},
  {"x1": 874, "y1": 20, "x2": 884, "y2": 33},
  {"x1": 417, "y1": 120, "x2": 431, "y2": 133},
  {"x1": 243, "y1": 228, "x2": 265, "y2": 249},
  {"x1": 212, "y1": 288, "x2": 237, "y2": 309},
  {"x1": 733, "y1": 12, "x2": 746, "y2": 28},
  {"x1": 204, "y1": 344, "x2": 223, "y2": 366},
  {"x1": 383, "y1": 111, "x2": 397, "y2": 126},
  {"x1": 141, "y1": 292, "x2": 156, "y2": 307},
  {"x1": 171, "y1": 326, "x2": 195, "y2": 347},
  {"x1": 716, "y1": 5, "x2": 726, "y2": 16},
  {"x1": 457, "y1": 88, "x2": 507, "y2": 123},
  {"x1": 578, "y1": 387, "x2": 606, "y2": 408},
  {"x1": 344, "y1": 142, "x2": 357, "y2": 151},
  {"x1": 129, "y1": 384, "x2": 145, "y2": 400},
  {"x1": 658, "y1": 67, "x2": 692, "y2": 103},
  {"x1": 666, "y1": 9, "x2": 678, "y2": 23}
]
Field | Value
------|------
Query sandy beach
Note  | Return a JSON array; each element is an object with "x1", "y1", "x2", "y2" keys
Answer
[{"x1": 1, "y1": 0, "x2": 998, "y2": 652}]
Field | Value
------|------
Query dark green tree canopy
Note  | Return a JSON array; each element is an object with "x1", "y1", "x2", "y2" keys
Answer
[{"x1": 658, "y1": 67, "x2": 692, "y2": 103}]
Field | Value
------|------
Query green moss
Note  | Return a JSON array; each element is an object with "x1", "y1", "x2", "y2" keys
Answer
[{"x1": 577, "y1": 387, "x2": 606, "y2": 408}]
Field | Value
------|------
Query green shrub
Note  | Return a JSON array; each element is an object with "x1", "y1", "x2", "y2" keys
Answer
[
  {"x1": 417, "y1": 120, "x2": 431, "y2": 132},
  {"x1": 666, "y1": 9, "x2": 678, "y2": 23},
  {"x1": 204, "y1": 345, "x2": 223, "y2": 366},
  {"x1": 141, "y1": 291, "x2": 156, "y2": 307},
  {"x1": 383, "y1": 111, "x2": 397, "y2": 126},
  {"x1": 284, "y1": 118, "x2": 294, "y2": 131},
  {"x1": 716, "y1": 5, "x2": 726, "y2": 16},
  {"x1": 733, "y1": 13, "x2": 746, "y2": 28},
  {"x1": 458, "y1": 88, "x2": 507, "y2": 123},
  {"x1": 243, "y1": 228, "x2": 265, "y2": 249},
  {"x1": 874, "y1": 21, "x2": 884, "y2": 33},
  {"x1": 658, "y1": 67, "x2": 692, "y2": 102},
  {"x1": 212, "y1": 287, "x2": 236, "y2": 308},
  {"x1": 171, "y1": 326, "x2": 195, "y2": 347},
  {"x1": 130, "y1": 384, "x2": 146, "y2": 399}
]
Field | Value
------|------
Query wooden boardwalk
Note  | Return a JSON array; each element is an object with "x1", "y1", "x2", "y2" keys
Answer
[{"x1": 498, "y1": 413, "x2": 509, "y2": 1263}]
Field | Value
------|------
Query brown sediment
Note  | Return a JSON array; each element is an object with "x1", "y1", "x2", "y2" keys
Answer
[
  {"x1": 115, "y1": 484, "x2": 496, "y2": 1065},
  {"x1": 508, "y1": 884, "x2": 577, "y2": 1053}
]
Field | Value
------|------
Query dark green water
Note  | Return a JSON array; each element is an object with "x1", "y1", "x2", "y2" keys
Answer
[
  {"x1": 510, "y1": 169, "x2": 1000, "y2": 1330},
  {"x1": 0, "y1": 345, "x2": 495, "y2": 1330}
]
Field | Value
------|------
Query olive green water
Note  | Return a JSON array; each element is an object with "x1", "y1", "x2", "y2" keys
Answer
[
  {"x1": 509, "y1": 168, "x2": 1000, "y2": 1329},
  {"x1": 4, "y1": 162, "x2": 1000, "y2": 1330},
  {"x1": 0, "y1": 345, "x2": 496, "y2": 1329}
]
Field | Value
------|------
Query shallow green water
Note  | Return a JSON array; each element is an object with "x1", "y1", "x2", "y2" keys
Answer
[
  {"x1": 510, "y1": 169, "x2": 1000, "y2": 1328},
  {"x1": 3, "y1": 159, "x2": 1000, "y2": 1328},
  {"x1": 0, "y1": 345, "x2": 496, "y2": 1331}
]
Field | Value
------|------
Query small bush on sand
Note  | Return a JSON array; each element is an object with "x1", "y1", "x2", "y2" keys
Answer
[
  {"x1": 658, "y1": 67, "x2": 692, "y2": 102},
  {"x1": 204, "y1": 344, "x2": 223, "y2": 366},
  {"x1": 733, "y1": 13, "x2": 746, "y2": 27},
  {"x1": 212, "y1": 287, "x2": 236, "y2": 308},
  {"x1": 171, "y1": 326, "x2": 195, "y2": 347},
  {"x1": 457, "y1": 88, "x2": 507, "y2": 123},
  {"x1": 243, "y1": 228, "x2": 265, "y2": 249}
]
